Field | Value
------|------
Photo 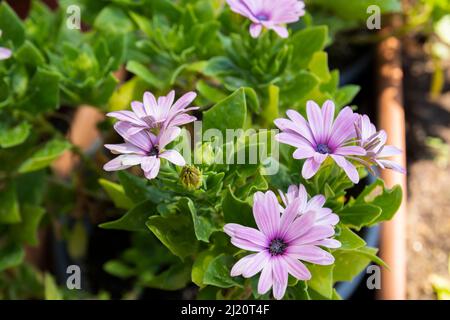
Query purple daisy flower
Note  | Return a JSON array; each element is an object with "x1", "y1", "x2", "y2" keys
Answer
[
  {"x1": 103, "y1": 122, "x2": 185, "y2": 180},
  {"x1": 224, "y1": 190, "x2": 340, "y2": 300},
  {"x1": 354, "y1": 114, "x2": 406, "y2": 174},
  {"x1": 279, "y1": 184, "x2": 340, "y2": 228},
  {"x1": 226, "y1": 0, "x2": 305, "y2": 38},
  {"x1": 0, "y1": 30, "x2": 12, "y2": 60},
  {"x1": 274, "y1": 100, "x2": 366, "y2": 183},
  {"x1": 107, "y1": 90, "x2": 198, "y2": 136}
]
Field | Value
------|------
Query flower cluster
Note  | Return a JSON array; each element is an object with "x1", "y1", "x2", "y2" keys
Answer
[
  {"x1": 224, "y1": 188, "x2": 340, "y2": 300},
  {"x1": 103, "y1": 91, "x2": 198, "y2": 179},
  {"x1": 0, "y1": 30, "x2": 12, "y2": 60},
  {"x1": 275, "y1": 100, "x2": 405, "y2": 183},
  {"x1": 226, "y1": 0, "x2": 306, "y2": 38}
]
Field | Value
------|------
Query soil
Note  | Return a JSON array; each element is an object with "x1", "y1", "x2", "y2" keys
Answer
[{"x1": 403, "y1": 38, "x2": 450, "y2": 299}]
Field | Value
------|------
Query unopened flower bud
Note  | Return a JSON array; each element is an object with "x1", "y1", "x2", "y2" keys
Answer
[{"x1": 180, "y1": 165, "x2": 202, "y2": 190}]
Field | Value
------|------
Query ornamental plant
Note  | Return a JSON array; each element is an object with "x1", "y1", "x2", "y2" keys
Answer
[{"x1": 0, "y1": 0, "x2": 404, "y2": 300}]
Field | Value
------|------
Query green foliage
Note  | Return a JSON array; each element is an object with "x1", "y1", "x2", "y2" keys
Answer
[{"x1": 0, "y1": 0, "x2": 406, "y2": 301}]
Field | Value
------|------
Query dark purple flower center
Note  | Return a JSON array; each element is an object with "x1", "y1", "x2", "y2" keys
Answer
[
  {"x1": 268, "y1": 238, "x2": 287, "y2": 256},
  {"x1": 316, "y1": 143, "x2": 331, "y2": 154},
  {"x1": 256, "y1": 13, "x2": 270, "y2": 21},
  {"x1": 148, "y1": 146, "x2": 159, "y2": 156}
]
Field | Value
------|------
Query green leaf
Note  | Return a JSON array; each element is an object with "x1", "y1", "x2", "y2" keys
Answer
[
  {"x1": 0, "y1": 244, "x2": 24, "y2": 272},
  {"x1": 203, "y1": 88, "x2": 247, "y2": 135},
  {"x1": 262, "y1": 84, "x2": 279, "y2": 125},
  {"x1": 146, "y1": 213, "x2": 198, "y2": 259},
  {"x1": 99, "y1": 178, "x2": 133, "y2": 210},
  {"x1": 68, "y1": 221, "x2": 88, "y2": 260},
  {"x1": 145, "y1": 262, "x2": 192, "y2": 290},
  {"x1": 337, "y1": 204, "x2": 381, "y2": 230},
  {"x1": 94, "y1": 5, "x2": 134, "y2": 34},
  {"x1": 100, "y1": 200, "x2": 155, "y2": 232},
  {"x1": 334, "y1": 85, "x2": 360, "y2": 108},
  {"x1": 196, "y1": 80, "x2": 227, "y2": 103},
  {"x1": 11, "y1": 205, "x2": 45, "y2": 245},
  {"x1": 18, "y1": 139, "x2": 71, "y2": 174},
  {"x1": 0, "y1": 2, "x2": 25, "y2": 47},
  {"x1": 309, "y1": 51, "x2": 331, "y2": 82},
  {"x1": 0, "y1": 182, "x2": 21, "y2": 224},
  {"x1": 313, "y1": 0, "x2": 401, "y2": 21},
  {"x1": 291, "y1": 26, "x2": 328, "y2": 69},
  {"x1": 0, "y1": 121, "x2": 31, "y2": 148},
  {"x1": 14, "y1": 40, "x2": 46, "y2": 66},
  {"x1": 335, "y1": 224, "x2": 366, "y2": 250},
  {"x1": 333, "y1": 250, "x2": 371, "y2": 282},
  {"x1": 354, "y1": 179, "x2": 403, "y2": 225},
  {"x1": 179, "y1": 197, "x2": 216, "y2": 243},
  {"x1": 117, "y1": 171, "x2": 167, "y2": 203},
  {"x1": 126, "y1": 61, "x2": 163, "y2": 90},
  {"x1": 20, "y1": 69, "x2": 60, "y2": 113},
  {"x1": 307, "y1": 264, "x2": 334, "y2": 299},
  {"x1": 192, "y1": 248, "x2": 218, "y2": 288},
  {"x1": 281, "y1": 71, "x2": 319, "y2": 104},
  {"x1": 104, "y1": 260, "x2": 135, "y2": 279},
  {"x1": 222, "y1": 186, "x2": 256, "y2": 228},
  {"x1": 44, "y1": 273, "x2": 62, "y2": 300},
  {"x1": 203, "y1": 254, "x2": 244, "y2": 288}
]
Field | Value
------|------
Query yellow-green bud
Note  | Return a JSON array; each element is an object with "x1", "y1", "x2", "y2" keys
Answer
[{"x1": 180, "y1": 165, "x2": 203, "y2": 190}]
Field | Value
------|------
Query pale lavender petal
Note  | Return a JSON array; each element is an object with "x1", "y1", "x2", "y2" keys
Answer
[
  {"x1": 143, "y1": 91, "x2": 158, "y2": 118},
  {"x1": 143, "y1": 157, "x2": 161, "y2": 180},
  {"x1": 328, "y1": 107, "x2": 357, "y2": 148},
  {"x1": 301, "y1": 158, "x2": 321, "y2": 179},
  {"x1": 334, "y1": 146, "x2": 366, "y2": 156},
  {"x1": 0, "y1": 47, "x2": 12, "y2": 60},
  {"x1": 322, "y1": 100, "x2": 335, "y2": 142},
  {"x1": 258, "y1": 264, "x2": 273, "y2": 295},
  {"x1": 276, "y1": 132, "x2": 312, "y2": 149},
  {"x1": 330, "y1": 154, "x2": 359, "y2": 183},
  {"x1": 158, "y1": 126, "x2": 181, "y2": 150},
  {"x1": 242, "y1": 251, "x2": 270, "y2": 278},
  {"x1": 114, "y1": 122, "x2": 153, "y2": 152},
  {"x1": 284, "y1": 211, "x2": 316, "y2": 243},
  {"x1": 286, "y1": 245, "x2": 335, "y2": 265},
  {"x1": 231, "y1": 237, "x2": 265, "y2": 252},
  {"x1": 159, "y1": 150, "x2": 186, "y2": 166},
  {"x1": 282, "y1": 255, "x2": 311, "y2": 280},
  {"x1": 286, "y1": 110, "x2": 316, "y2": 144},
  {"x1": 103, "y1": 155, "x2": 133, "y2": 171},
  {"x1": 313, "y1": 152, "x2": 328, "y2": 164},
  {"x1": 272, "y1": 257, "x2": 288, "y2": 300},
  {"x1": 171, "y1": 91, "x2": 197, "y2": 112},
  {"x1": 140, "y1": 156, "x2": 158, "y2": 172},
  {"x1": 166, "y1": 114, "x2": 197, "y2": 128},
  {"x1": 292, "y1": 225, "x2": 335, "y2": 246},
  {"x1": 131, "y1": 101, "x2": 147, "y2": 118},
  {"x1": 121, "y1": 154, "x2": 145, "y2": 166},
  {"x1": 270, "y1": 25, "x2": 288, "y2": 38},
  {"x1": 279, "y1": 197, "x2": 301, "y2": 238},
  {"x1": 224, "y1": 223, "x2": 268, "y2": 247},
  {"x1": 107, "y1": 111, "x2": 146, "y2": 126},
  {"x1": 377, "y1": 159, "x2": 406, "y2": 174},
  {"x1": 249, "y1": 23, "x2": 263, "y2": 38},
  {"x1": 306, "y1": 100, "x2": 324, "y2": 143},
  {"x1": 293, "y1": 146, "x2": 315, "y2": 159},
  {"x1": 231, "y1": 254, "x2": 256, "y2": 277},
  {"x1": 306, "y1": 195, "x2": 326, "y2": 211},
  {"x1": 310, "y1": 238, "x2": 341, "y2": 249},
  {"x1": 378, "y1": 145, "x2": 402, "y2": 157},
  {"x1": 253, "y1": 191, "x2": 281, "y2": 239},
  {"x1": 104, "y1": 143, "x2": 146, "y2": 155}
]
